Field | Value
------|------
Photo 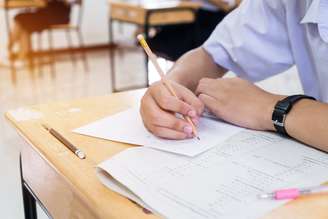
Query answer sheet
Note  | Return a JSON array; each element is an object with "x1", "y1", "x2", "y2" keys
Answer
[
  {"x1": 97, "y1": 130, "x2": 328, "y2": 219},
  {"x1": 73, "y1": 107, "x2": 242, "y2": 156}
]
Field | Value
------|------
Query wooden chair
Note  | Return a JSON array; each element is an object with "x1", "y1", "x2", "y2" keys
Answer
[
  {"x1": 2, "y1": 0, "x2": 40, "y2": 82},
  {"x1": 3, "y1": 0, "x2": 16, "y2": 82},
  {"x1": 38, "y1": 0, "x2": 89, "y2": 73}
]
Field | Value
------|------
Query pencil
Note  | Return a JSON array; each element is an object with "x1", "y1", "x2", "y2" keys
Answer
[
  {"x1": 42, "y1": 123, "x2": 86, "y2": 159},
  {"x1": 137, "y1": 34, "x2": 199, "y2": 140}
]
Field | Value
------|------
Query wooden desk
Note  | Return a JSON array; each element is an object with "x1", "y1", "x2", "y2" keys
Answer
[
  {"x1": 0, "y1": 0, "x2": 45, "y2": 9},
  {"x1": 109, "y1": 1, "x2": 200, "y2": 26},
  {"x1": 108, "y1": 0, "x2": 201, "y2": 92},
  {"x1": 6, "y1": 90, "x2": 328, "y2": 219}
]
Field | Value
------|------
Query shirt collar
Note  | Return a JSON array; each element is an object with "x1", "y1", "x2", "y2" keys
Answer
[{"x1": 301, "y1": 0, "x2": 321, "y2": 24}]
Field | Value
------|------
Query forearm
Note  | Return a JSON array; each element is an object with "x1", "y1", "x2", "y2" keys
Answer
[
  {"x1": 262, "y1": 97, "x2": 328, "y2": 152},
  {"x1": 252, "y1": 92, "x2": 328, "y2": 151},
  {"x1": 167, "y1": 47, "x2": 226, "y2": 91},
  {"x1": 279, "y1": 100, "x2": 328, "y2": 152}
]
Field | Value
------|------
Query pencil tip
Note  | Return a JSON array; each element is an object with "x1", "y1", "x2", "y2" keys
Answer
[{"x1": 197, "y1": 137, "x2": 200, "y2": 140}]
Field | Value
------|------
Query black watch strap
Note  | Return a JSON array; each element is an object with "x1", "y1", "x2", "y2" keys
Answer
[{"x1": 272, "y1": 95, "x2": 316, "y2": 136}]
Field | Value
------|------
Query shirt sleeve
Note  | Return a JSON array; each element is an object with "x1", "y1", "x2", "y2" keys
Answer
[{"x1": 203, "y1": 0, "x2": 294, "y2": 81}]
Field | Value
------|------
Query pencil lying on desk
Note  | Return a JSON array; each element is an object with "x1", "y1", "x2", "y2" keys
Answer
[
  {"x1": 42, "y1": 123, "x2": 86, "y2": 159},
  {"x1": 137, "y1": 34, "x2": 199, "y2": 140}
]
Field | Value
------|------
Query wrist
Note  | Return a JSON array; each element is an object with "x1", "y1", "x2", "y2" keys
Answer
[
  {"x1": 284, "y1": 98, "x2": 315, "y2": 136},
  {"x1": 270, "y1": 95, "x2": 316, "y2": 136}
]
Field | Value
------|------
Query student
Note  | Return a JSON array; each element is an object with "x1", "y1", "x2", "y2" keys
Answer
[
  {"x1": 140, "y1": 0, "x2": 328, "y2": 152},
  {"x1": 8, "y1": 0, "x2": 71, "y2": 63},
  {"x1": 147, "y1": 0, "x2": 236, "y2": 61}
]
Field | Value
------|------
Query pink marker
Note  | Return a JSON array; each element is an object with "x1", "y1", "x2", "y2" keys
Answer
[{"x1": 258, "y1": 185, "x2": 328, "y2": 200}]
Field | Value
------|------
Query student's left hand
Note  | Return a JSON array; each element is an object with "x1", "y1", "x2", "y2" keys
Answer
[{"x1": 196, "y1": 77, "x2": 284, "y2": 130}]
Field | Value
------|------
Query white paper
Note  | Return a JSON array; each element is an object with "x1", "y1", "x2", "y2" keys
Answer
[
  {"x1": 97, "y1": 130, "x2": 328, "y2": 219},
  {"x1": 73, "y1": 107, "x2": 242, "y2": 156}
]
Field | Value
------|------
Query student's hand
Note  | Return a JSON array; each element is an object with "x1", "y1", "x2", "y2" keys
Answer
[
  {"x1": 196, "y1": 77, "x2": 283, "y2": 130},
  {"x1": 140, "y1": 80, "x2": 204, "y2": 139}
]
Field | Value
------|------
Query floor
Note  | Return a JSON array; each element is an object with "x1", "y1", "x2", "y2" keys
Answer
[{"x1": 0, "y1": 46, "x2": 303, "y2": 218}]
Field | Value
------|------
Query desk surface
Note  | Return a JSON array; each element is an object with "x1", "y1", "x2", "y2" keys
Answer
[
  {"x1": 109, "y1": 0, "x2": 201, "y2": 10},
  {"x1": 5, "y1": 90, "x2": 328, "y2": 219},
  {"x1": 109, "y1": 0, "x2": 201, "y2": 25},
  {"x1": 0, "y1": 0, "x2": 45, "y2": 9}
]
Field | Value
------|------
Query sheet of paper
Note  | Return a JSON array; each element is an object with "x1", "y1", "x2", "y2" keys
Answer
[
  {"x1": 73, "y1": 107, "x2": 242, "y2": 156},
  {"x1": 97, "y1": 130, "x2": 328, "y2": 219}
]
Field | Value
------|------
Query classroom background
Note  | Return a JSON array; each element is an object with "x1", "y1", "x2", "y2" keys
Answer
[{"x1": 0, "y1": 0, "x2": 303, "y2": 218}]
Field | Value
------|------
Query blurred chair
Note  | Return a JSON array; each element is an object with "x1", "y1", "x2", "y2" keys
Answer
[
  {"x1": 2, "y1": 0, "x2": 46, "y2": 82},
  {"x1": 38, "y1": 0, "x2": 89, "y2": 73}
]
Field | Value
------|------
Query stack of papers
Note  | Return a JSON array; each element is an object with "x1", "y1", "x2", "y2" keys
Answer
[
  {"x1": 73, "y1": 108, "x2": 328, "y2": 218},
  {"x1": 97, "y1": 130, "x2": 328, "y2": 219}
]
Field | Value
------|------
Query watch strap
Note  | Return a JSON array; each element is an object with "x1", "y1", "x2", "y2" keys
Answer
[{"x1": 272, "y1": 95, "x2": 316, "y2": 136}]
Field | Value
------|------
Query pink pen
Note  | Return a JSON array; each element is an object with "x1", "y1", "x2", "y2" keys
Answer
[{"x1": 258, "y1": 185, "x2": 328, "y2": 200}]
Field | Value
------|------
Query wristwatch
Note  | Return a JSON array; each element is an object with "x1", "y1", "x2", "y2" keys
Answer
[{"x1": 272, "y1": 95, "x2": 316, "y2": 136}]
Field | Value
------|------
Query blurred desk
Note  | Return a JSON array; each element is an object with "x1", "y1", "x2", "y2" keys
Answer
[
  {"x1": 108, "y1": 0, "x2": 201, "y2": 92},
  {"x1": 5, "y1": 89, "x2": 328, "y2": 219},
  {"x1": 0, "y1": 0, "x2": 45, "y2": 9},
  {"x1": 109, "y1": 0, "x2": 200, "y2": 26}
]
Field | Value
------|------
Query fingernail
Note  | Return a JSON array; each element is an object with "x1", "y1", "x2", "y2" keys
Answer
[
  {"x1": 183, "y1": 126, "x2": 193, "y2": 134},
  {"x1": 188, "y1": 110, "x2": 196, "y2": 117}
]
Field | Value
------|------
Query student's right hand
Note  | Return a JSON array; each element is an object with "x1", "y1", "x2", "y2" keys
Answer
[{"x1": 140, "y1": 80, "x2": 204, "y2": 140}]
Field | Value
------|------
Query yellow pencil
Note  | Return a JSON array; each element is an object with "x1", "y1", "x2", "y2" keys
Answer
[{"x1": 137, "y1": 34, "x2": 199, "y2": 140}]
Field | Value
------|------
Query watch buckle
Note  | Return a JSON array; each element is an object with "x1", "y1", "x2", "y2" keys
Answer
[{"x1": 273, "y1": 114, "x2": 286, "y2": 127}]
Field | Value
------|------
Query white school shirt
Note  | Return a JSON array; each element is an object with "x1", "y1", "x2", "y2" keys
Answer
[{"x1": 203, "y1": 0, "x2": 328, "y2": 102}]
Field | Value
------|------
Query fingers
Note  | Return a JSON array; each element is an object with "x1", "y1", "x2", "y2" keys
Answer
[
  {"x1": 156, "y1": 95, "x2": 198, "y2": 118},
  {"x1": 140, "y1": 92, "x2": 195, "y2": 139},
  {"x1": 175, "y1": 84, "x2": 205, "y2": 116},
  {"x1": 198, "y1": 93, "x2": 223, "y2": 118},
  {"x1": 152, "y1": 110, "x2": 194, "y2": 136},
  {"x1": 140, "y1": 80, "x2": 206, "y2": 140},
  {"x1": 151, "y1": 81, "x2": 203, "y2": 118},
  {"x1": 196, "y1": 78, "x2": 221, "y2": 96}
]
